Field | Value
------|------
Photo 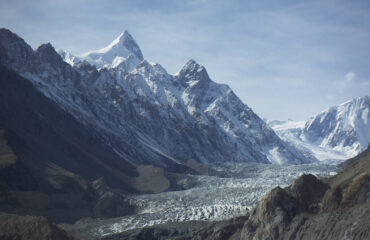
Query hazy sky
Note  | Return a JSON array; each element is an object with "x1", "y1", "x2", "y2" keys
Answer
[{"x1": 1, "y1": 0, "x2": 369, "y2": 120}]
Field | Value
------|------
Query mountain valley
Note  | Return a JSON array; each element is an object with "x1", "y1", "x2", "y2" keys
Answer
[{"x1": 0, "y1": 28, "x2": 369, "y2": 240}]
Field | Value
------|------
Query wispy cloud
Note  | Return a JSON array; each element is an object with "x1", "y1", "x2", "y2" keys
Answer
[{"x1": 345, "y1": 72, "x2": 356, "y2": 82}]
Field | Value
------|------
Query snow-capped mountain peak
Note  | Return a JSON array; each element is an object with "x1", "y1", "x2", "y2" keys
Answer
[
  {"x1": 0, "y1": 28, "x2": 317, "y2": 167},
  {"x1": 0, "y1": 28, "x2": 34, "y2": 70},
  {"x1": 57, "y1": 49, "x2": 81, "y2": 67},
  {"x1": 78, "y1": 30, "x2": 143, "y2": 69},
  {"x1": 303, "y1": 95, "x2": 370, "y2": 150},
  {"x1": 180, "y1": 59, "x2": 207, "y2": 75},
  {"x1": 36, "y1": 43, "x2": 64, "y2": 64},
  {"x1": 177, "y1": 59, "x2": 210, "y2": 86}
]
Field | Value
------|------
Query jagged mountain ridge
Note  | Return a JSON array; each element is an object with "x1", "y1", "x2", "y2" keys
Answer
[
  {"x1": 269, "y1": 96, "x2": 370, "y2": 162},
  {"x1": 0, "y1": 28, "x2": 314, "y2": 166}
]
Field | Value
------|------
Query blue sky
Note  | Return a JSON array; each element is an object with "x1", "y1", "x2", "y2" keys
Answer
[{"x1": 1, "y1": 0, "x2": 369, "y2": 120}]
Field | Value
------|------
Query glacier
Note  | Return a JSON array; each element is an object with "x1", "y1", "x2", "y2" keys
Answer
[{"x1": 60, "y1": 162, "x2": 339, "y2": 237}]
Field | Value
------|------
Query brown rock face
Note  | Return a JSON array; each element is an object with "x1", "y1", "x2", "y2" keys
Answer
[
  {"x1": 239, "y1": 147, "x2": 370, "y2": 240},
  {"x1": 240, "y1": 174, "x2": 329, "y2": 240},
  {"x1": 341, "y1": 170, "x2": 369, "y2": 208},
  {"x1": 321, "y1": 145, "x2": 370, "y2": 212},
  {"x1": 287, "y1": 173, "x2": 329, "y2": 213}
]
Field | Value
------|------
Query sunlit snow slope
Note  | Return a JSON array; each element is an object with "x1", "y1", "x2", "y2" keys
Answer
[{"x1": 269, "y1": 96, "x2": 370, "y2": 163}]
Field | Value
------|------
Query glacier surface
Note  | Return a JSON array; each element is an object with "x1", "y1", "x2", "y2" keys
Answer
[{"x1": 64, "y1": 162, "x2": 338, "y2": 237}]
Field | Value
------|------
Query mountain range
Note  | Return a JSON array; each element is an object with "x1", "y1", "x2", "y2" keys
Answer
[
  {"x1": 0, "y1": 28, "x2": 315, "y2": 167},
  {"x1": 0, "y1": 28, "x2": 368, "y2": 175}
]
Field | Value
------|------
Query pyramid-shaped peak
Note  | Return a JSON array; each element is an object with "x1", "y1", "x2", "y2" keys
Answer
[
  {"x1": 36, "y1": 42, "x2": 63, "y2": 63},
  {"x1": 114, "y1": 30, "x2": 135, "y2": 45},
  {"x1": 104, "y1": 30, "x2": 143, "y2": 60},
  {"x1": 178, "y1": 59, "x2": 210, "y2": 84},
  {"x1": 185, "y1": 59, "x2": 200, "y2": 67},
  {"x1": 37, "y1": 42, "x2": 54, "y2": 52},
  {"x1": 180, "y1": 59, "x2": 207, "y2": 75},
  {"x1": 78, "y1": 30, "x2": 144, "y2": 68}
]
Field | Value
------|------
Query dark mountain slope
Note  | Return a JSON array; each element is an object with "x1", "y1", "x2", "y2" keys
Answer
[
  {"x1": 0, "y1": 66, "x2": 138, "y2": 189},
  {"x1": 0, "y1": 66, "x2": 144, "y2": 222}
]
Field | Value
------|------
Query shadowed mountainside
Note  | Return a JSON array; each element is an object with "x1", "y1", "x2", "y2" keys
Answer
[{"x1": 0, "y1": 66, "x2": 184, "y2": 223}]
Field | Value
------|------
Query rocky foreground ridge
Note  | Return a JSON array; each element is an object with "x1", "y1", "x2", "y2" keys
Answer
[{"x1": 100, "y1": 145, "x2": 370, "y2": 240}]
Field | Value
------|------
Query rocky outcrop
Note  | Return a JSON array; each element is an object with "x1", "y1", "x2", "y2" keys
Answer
[
  {"x1": 100, "y1": 221, "x2": 212, "y2": 240},
  {"x1": 241, "y1": 174, "x2": 329, "y2": 240},
  {"x1": 321, "y1": 144, "x2": 370, "y2": 212},
  {"x1": 92, "y1": 191, "x2": 133, "y2": 218},
  {"x1": 84, "y1": 178, "x2": 134, "y2": 218},
  {"x1": 239, "y1": 146, "x2": 370, "y2": 240},
  {"x1": 0, "y1": 212, "x2": 75, "y2": 240},
  {"x1": 288, "y1": 173, "x2": 329, "y2": 213},
  {"x1": 190, "y1": 216, "x2": 248, "y2": 240}
]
